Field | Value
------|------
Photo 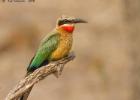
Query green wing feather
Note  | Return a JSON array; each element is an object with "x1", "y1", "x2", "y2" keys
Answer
[{"x1": 27, "y1": 32, "x2": 60, "y2": 72}]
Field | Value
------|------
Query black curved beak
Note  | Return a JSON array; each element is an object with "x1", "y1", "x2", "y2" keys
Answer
[{"x1": 72, "y1": 18, "x2": 87, "y2": 23}]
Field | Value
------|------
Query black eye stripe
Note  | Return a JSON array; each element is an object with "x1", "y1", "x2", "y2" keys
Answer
[
  {"x1": 58, "y1": 19, "x2": 72, "y2": 26},
  {"x1": 64, "y1": 19, "x2": 67, "y2": 22}
]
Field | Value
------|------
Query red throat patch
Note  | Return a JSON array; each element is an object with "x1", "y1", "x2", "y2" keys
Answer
[{"x1": 61, "y1": 24, "x2": 75, "y2": 33}]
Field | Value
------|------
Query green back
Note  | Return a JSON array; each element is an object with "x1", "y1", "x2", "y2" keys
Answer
[{"x1": 27, "y1": 32, "x2": 60, "y2": 72}]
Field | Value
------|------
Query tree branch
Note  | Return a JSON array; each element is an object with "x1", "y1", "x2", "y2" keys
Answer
[{"x1": 5, "y1": 53, "x2": 75, "y2": 100}]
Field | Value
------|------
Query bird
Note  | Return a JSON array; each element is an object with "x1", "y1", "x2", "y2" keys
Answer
[
  {"x1": 27, "y1": 16, "x2": 87, "y2": 74},
  {"x1": 20, "y1": 16, "x2": 87, "y2": 100}
]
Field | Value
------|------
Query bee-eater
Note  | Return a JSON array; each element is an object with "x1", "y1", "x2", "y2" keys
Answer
[
  {"x1": 27, "y1": 16, "x2": 87, "y2": 74},
  {"x1": 20, "y1": 16, "x2": 87, "y2": 100}
]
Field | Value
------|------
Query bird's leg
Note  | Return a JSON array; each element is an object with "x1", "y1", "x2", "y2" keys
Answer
[
  {"x1": 53, "y1": 64, "x2": 64, "y2": 78},
  {"x1": 52, "y1": 52, "x2": 75, "y2": 78}
]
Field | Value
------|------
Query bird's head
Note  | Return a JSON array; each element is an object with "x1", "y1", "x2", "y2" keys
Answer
[{"x1": 56, "y1": 15, "x2": 87, "y2": 33}]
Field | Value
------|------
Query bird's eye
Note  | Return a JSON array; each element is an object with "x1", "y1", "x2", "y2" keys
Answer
[{"x1": 63, "y1": 19, "x2": 68, "y2": 22}]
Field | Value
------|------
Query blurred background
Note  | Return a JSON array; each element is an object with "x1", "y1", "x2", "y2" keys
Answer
[{"x1": 0, "y1": 0, "x2": 140, "y2": 100}]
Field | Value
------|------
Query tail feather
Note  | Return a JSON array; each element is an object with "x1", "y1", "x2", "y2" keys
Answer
[
  {"x1": 27, "y1": 56, "x2": 49, "y2": 73},
  {"x1": 20, "y1": 56, "x2": 49, "y2": 100}
]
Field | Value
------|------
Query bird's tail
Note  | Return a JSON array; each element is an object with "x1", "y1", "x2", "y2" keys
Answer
[{"x1": 20, "y1": 56, "x2": 49, "y2": 100}]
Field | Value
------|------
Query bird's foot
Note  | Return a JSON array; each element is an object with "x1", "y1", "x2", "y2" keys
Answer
[{"x1": 53, "y1": 64, "x2": 64, "y2": 78}]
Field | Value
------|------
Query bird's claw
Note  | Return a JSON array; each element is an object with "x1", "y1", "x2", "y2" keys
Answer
[{"x1": 53, "y1": 64, "x2": 64, "y2": 78}]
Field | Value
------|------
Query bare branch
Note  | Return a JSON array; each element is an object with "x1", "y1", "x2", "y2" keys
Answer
[{"x1": 5, "y1": 53, "x2": 75, "y2": 100}]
